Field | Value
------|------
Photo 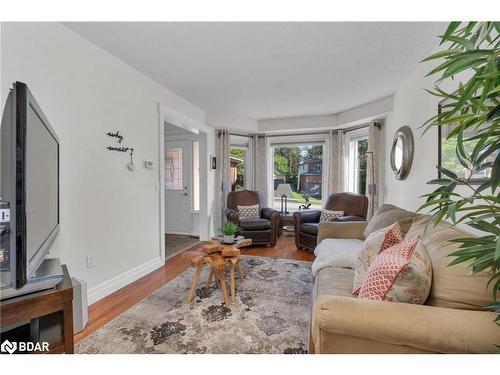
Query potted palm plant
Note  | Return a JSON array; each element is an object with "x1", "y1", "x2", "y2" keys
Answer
[
  {"x1": 223, "y1": 222, "x2": 239, "y2": 244},
  {"x1": 420, "y1": 22, "x2": 499, "y2": 323}
]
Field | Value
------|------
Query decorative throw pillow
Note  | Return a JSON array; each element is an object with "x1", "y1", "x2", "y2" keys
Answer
[
  {"x1": 237, "y1": 204, "x2": 260, "y2": 219},
  {"x1": 319, "y1": 209, "x2": 344, "y2": 222},
  {"x1": 352, "y1": 222, "x2": 403, "y2": 295},
  {"x1": 357, "y1": 236, "x2": 432, "y2": 304}
]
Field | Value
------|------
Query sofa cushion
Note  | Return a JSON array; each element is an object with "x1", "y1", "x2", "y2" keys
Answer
[
  {"x1": 314, "y1": 267, "x2": 356, "y2": 299},
  {"x1": 239, "y1": 218, "x2": 270, "y2": 230},
  {"x1": 312, "y1": 238, "x2": 364, "y2": 276},
  {"x1": 300, "y1": 222, "x2": 319, "y2": 235},
  {"x1": 353, "y1": 222, "x2": 403, "y2": 294},
  {"x1": 406, "y1": 217, "x2": 493, "y2": 311},
  {"x1": 364, "y1": 204, "x2": 422, "y2": 239},
  {"x1": 358, "y1": 236, "x2": 432, "y2": 304}
]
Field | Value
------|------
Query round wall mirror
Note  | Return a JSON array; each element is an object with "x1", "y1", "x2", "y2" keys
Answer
[{"x1": 390, "y1": 126, "x2": 414, "y2": 180}]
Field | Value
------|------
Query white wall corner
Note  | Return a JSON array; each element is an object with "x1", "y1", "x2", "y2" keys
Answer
[
  {"x1": 257, "y1": 96, "x2": 393, "y2": 134},
  {"x1": 87, "y1": 256, "x2": 164, "y2": 305},
  {"x1": 258, "y1": 114, "x2": 336, "y2": 133},
  {"x1": 334, "y1": 95, "x2": 393, "y2": 128}
]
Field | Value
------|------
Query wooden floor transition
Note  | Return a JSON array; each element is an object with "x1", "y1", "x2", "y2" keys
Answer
[{"x1": 74, "y1": 236, "x2": 314, "y2": 344}]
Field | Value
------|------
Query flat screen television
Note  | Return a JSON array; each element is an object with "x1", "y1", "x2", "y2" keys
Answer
[{"x1": 0, "y1": 81, "x2": 60, "y2": 291}]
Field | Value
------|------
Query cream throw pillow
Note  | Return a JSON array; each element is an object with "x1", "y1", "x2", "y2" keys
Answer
[
  {"x1": 352, "y1": 222, "x2": 403, "y2": 295},
  {"x1": 319, "y1": 209, "x2": 343, "y2": 222}
]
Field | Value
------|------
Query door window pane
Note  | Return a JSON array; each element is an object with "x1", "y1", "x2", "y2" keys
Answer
[{"x1": 165, "y1": 147, "x2": 183, "y2": 190}]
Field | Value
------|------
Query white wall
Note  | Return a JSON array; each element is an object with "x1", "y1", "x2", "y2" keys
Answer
[
  {"x1": 1, "y1": 23, "x2": 208, "y2": 303},
  {"x1": 381, "y1": 49, "x2": 469, "y2": 212},
  {"x1": 259, "y1": 114, "x2": 335, "y2": 133},
  {"x1": 0, "y1": 23, "x2": 2, "y2": 112},
  {"x1": 206, "y1": 110, "x2": 258, "y2": 133}
]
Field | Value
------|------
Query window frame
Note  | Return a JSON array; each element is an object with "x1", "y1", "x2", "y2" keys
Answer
[
  {"x1": 267, "y1": 134, "x2": 328, "y2": 210},
  {"x1": 230, "y1": 135, "x2": 254, "y2": 191},
  {"x1": 345, "y1": 127, "x2": 369, "y2": 195}
]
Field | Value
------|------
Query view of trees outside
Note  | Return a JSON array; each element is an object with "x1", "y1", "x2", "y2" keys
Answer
[
  {"x1": 273, "y1": 145, "x2": 323, "y2": 212},
  {"x1": 357, "y1": 139, "x2": 368, "y2": 195},
  {"x1": 230, "y1": 147, "x2": 245, "y2": 191}
]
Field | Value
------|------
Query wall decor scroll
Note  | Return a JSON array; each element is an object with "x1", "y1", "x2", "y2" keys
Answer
[{"x1": 106, "y1": 131, "x2": 136, "y2": 172}]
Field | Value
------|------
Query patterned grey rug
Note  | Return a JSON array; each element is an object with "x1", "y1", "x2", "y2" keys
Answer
[{"x1": 76, "y1": 255, "x2": 313, "y2": 354}]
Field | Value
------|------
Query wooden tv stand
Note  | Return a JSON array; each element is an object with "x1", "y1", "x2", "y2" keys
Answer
[{"x1": 0, "y1": 265, "x2": 74, "y2": 354}]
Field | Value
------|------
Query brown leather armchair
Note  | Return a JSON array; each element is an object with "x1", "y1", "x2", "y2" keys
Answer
[
  {"x1": 293, "y1": 192, "x2": 368, "y2": 251},
  {"x1": 225, "y1": 190, "x2": 280, "y2": 247}
]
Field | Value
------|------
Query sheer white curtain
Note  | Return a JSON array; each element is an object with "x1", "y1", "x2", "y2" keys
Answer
[
  {"x1": 253, "y1": 134, "x2": 269, "y2": 204},
  {"x1": 366, "y1": 121, "x2": 382, "y2": 219},
  {"x1": 216, "y1": 129, "x2": 231, "y2": 230},
  {"x1": 327, "y1": 129, "x2": 345, "y2": 195}
]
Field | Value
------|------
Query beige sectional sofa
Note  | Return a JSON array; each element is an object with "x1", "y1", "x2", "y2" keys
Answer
[{"x1": 310, "y1": 204, "x2": 500, "y2": 354}]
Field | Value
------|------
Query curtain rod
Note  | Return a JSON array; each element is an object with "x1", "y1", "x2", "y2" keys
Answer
[
  {"x1": 256, "y1": 131, "x2": 330, "y2": 138},
  {"x1": 342, "y1": 124, "x2": 369, "y2": 134},
  {"x1": 225, "y1": 120, "x2": 382, "y2": 138},
  {"x1": 229, "y1": 132, "x2": 254, "y2": 138},
  {"x1": 342, "y1": 121, "x2": 382, "y2": 134}
]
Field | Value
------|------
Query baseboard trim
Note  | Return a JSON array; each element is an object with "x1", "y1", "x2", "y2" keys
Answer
[
  {"x1": 165, "y1": 231, "x2": 191, "y2": 236},
  {"x1": 87, "y1": 257, "x2": 164, "y2": 305}
]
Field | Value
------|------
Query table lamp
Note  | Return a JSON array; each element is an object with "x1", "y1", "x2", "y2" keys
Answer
[{"x1": 276, "y1": 183, "x2": 293, "y2": 215}]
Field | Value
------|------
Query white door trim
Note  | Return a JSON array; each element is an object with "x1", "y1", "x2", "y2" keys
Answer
[{"x1": 158, "y1": 104, "x2": 210, "y2": 262}]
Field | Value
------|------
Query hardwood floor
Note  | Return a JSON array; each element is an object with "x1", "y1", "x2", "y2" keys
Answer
[
  {"x1": 240, "y1": 236, "x2": 314, "y2": 261},
  {"x1": 74, "y1": 236, "x2": 314, "y2": 344}
]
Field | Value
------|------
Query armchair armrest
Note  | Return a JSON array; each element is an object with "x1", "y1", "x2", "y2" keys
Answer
[
  {"x1": 293, "y1": 210, "x2": 321, "y2": 224},
  {"x1": 261, "y1": 207, "x2": 279, "y2": 221},
  {"x1": 317, "y1": 221, "x2": 367, "y2": 243},
  {"x1": 261, "y1": 207, "x2": 280, "y2": 247},
  {"x1": 313, "y1": 295, "x2": 500, "y2": 353},
  {"x1": 225, "y1": 208, "x2": 240, "y2": 224},
  {"x1": 336, "y1": 215, "x2": 366, "y2": 222}
]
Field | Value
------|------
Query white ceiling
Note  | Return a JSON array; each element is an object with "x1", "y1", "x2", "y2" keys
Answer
[{"x1": 65, "y1": 22, "x2": 445, "y2": 120}]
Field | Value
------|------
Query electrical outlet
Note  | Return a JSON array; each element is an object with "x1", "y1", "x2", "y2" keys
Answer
[{"x1": 86, "y1": 255, "x2": 96, "y2": 269}]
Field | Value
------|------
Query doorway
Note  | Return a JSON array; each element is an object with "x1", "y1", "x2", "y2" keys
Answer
[
  {"x1": 164, "y1": 122, "x2": 201, "y2": 259},
  {"x1": 159, "y1": 104, "x2": 211, "y2": 263}
]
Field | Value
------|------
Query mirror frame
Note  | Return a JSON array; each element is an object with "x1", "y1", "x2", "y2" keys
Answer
[{"x1": 390, "y1": 126, "x2": 414, "y2": 180}]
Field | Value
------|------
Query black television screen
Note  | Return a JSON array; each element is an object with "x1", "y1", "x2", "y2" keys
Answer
[{"x1": 0, "y1": 81, "x2": 59, "y2": 290}]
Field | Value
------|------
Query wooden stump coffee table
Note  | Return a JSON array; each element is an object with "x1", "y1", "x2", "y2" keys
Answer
[{"x1": 184, "y1": 237, "x2": 252, "y2": 306}]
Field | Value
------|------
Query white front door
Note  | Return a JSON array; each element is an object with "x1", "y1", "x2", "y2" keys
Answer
[{"x1": 165, "y1": 140, "x2": 191, "y2": 234}]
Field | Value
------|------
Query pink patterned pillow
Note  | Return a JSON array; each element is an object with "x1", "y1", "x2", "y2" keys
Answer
[
  {"x1": 358, "y1": 236, "x2": 432, "y2": 304},
  {"x1": 352, "y1": 222, "x2": 403, "y2": 295}
]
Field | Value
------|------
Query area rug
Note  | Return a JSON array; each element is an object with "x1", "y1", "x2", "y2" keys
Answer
[{"x1": 76, "y1": 255, "x2": 313, "y2": 354}]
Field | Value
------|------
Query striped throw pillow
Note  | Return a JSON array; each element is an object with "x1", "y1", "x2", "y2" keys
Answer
[{"x1": 358, "y1": 235, "x2": 431, "y2": 304}]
